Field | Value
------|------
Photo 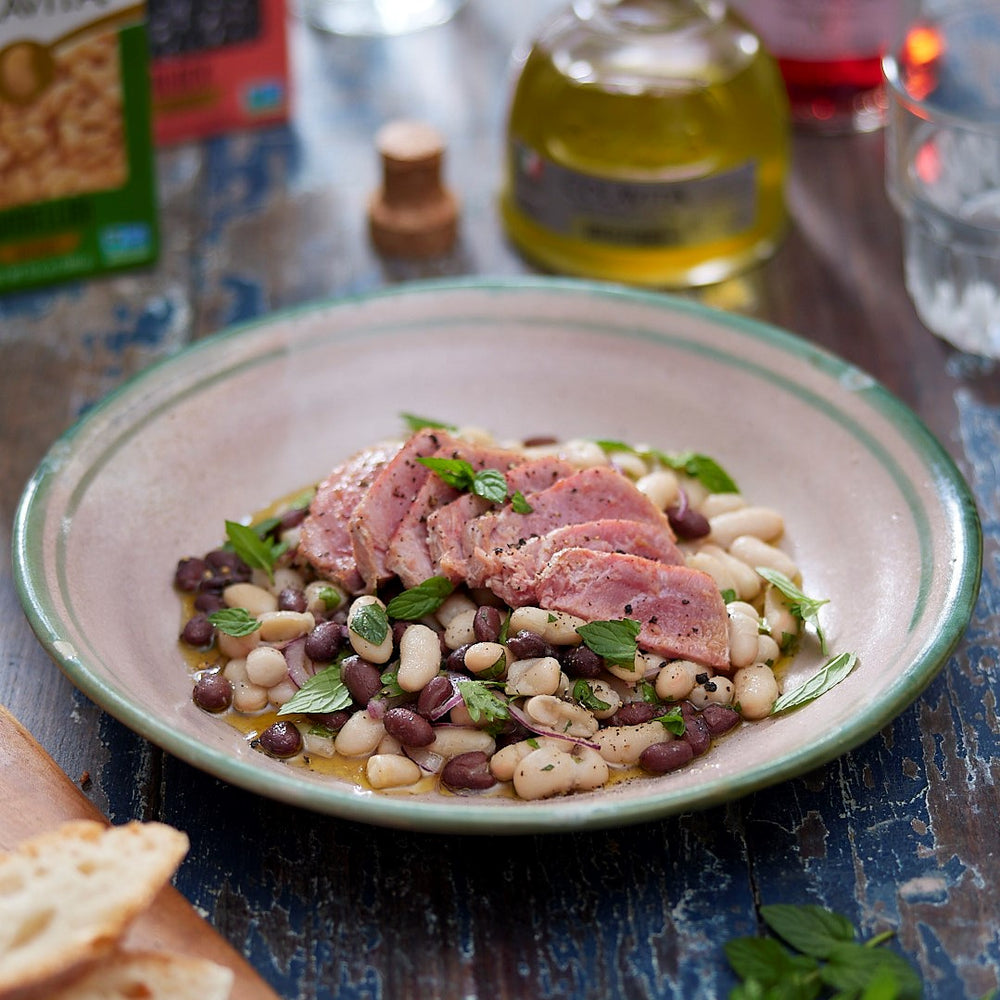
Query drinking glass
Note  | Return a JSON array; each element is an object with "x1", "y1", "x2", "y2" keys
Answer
[{"x1": 304, "y1": 0, "x2": 466, "y2": 35}]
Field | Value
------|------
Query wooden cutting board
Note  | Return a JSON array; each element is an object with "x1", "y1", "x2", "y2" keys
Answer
[{"x1": 0, "y1": 705, "x2": 281, "y2": 1000}]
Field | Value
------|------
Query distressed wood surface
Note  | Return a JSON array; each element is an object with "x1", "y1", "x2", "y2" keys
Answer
[{"x1": 1, "y1": 3, "x2": 997, "y2": 998}]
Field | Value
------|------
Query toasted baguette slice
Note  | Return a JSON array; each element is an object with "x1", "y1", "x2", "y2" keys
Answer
[
  {"x1": 46, "y1": 950, "x2": 234, "y2": 1000},
  {"x1": 0, "y1": 821, "x2": 189, "y2": 998}
]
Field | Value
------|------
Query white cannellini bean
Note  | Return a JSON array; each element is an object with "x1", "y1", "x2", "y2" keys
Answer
[
  {"x1": 728, "y1": 607, "x2": 762, "y2": 670},
  {"x1": 608, "y1": 450, "x2": 648, "y2": 480},
  {"x1": 524, "y1": 694, "x2": 600, "y2": 738},
  {"x1": 734, "y1": 665, "x2": 780, "y2": 720},
  {"x1": 586, "y1": 679, "x2": 622, "y2": 720},
  {"x1": 569, "y1": 745, "x2": 611, "y2": 791},
  {"x1": 257, "y1": 610, "x2": 315, "y2": 643},
  {"x1": 443, "y1": 608, "x2": 477, "y2": 650},
  {"x1": 593, "y1": 721, "x2": 669, "y2": 765},
  {"x1": 687, "y1": 551, "x2": 740, "y2": 596},
  {"x1": 216, "y1": 629, "x2": 260, "y2": 659},
  {"x1": 223, "y1": 582, "x2": 278, "y2": 616},
  {"x1": 267, "y1": 679, "x2": 298, "y2": 708},
  {"x1": 232, "y1": 680, "x2": 268, "y2": 713},
  {"x1": 635, "y1": 469, "x2": 679, "y2": 511},
  {"x1": 728, "y1": 534, "x2": 800, "y2": 581},
  {"x1": 269, "y1": 566, "x2": 306, "y2": 596},
  {"x1": 490, "y1": 741, "x2": 538, "y2": 782},
  {"x1": 690, "y1": 675, "x2": 734, "y2": 708},
  {"x1": 367, "y1": 754, "x2": 422, "y2": 789},
  {"x1": 245, "y1": 646, "x2": 289, "y2": 688},
  {"x1": 655, "y1": 659, "x2": 700, "y2": 702},
  {"x1": 302, "y1": 730, "x2": 336, "y2": 758},
  {"x1": 435, "y1": 592, "x2": 478, "y2": 628},
  {"x1": 604, "y1": 649, "x2": 647, "y2": 683},
  {"x1": 504, "y1": 656, "x2": 562, "y2": 697},
  {"x1": 708, "y1": 506, "x2": 784, "y2": 549},
  {"x1": 697, "y1": 544, "x2": 762, "y2": 601},
  {"x1": 376, "y1": 734, "x2": 402, "y2": 756},
  {"x1": 347, "y1": 595, "x2": 394, "y2": 664},
  {"x1": 508, "y1": 605, "x2": 552, "y2": 637},
  {"x1": 303, "y1": 579, "x2": 346, "y2": 616},
  {"x1": 560, "y1": 438, "x2": 609, "y2": 469},
  {"x1": 542, "y1": 611, "x2": 586, "y2": 646},
  {"x1": 464, "y1": 641, "x2": 508, "y2": 676},
  {"x1": 756, "y1": 634, "x2": 781, "y2": 666},
  {"x1": 764, "y1": 587, "x2": 800, "y2": 649},
  {"x1": 428, "y1": 726, "x2": 495, "y2": 760},
  {"x1": 398, "y1": 623, "x2": 444, "y2": 691},
  {"x1": 513, "y1": 746, "x2": 579, "y2": 800},
  {"x1": 699, "y1": 493, "x2": 747, "y2": 519},
  {"x1": 334, "y1": 711, "x2": 386, "y2": 757},
  {"x1": 222, "y1": 657, "x2": 248, "y2": 683}
]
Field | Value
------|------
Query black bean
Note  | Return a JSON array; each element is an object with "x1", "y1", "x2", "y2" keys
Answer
[
  {"x1": 193, "y1": 590, "x2": 225, "y2": 613},
  {"x1": 312, "y1": 710, "x2": 351, "y2": 732},
  {"x1": 506, "y1": 630, "x2": 553, "y2": 660},
  {"x1": 304, "y1": 620, "x2": 342, "y2": 663},
  {"x1": 683, "y1": 714, "x2": 712, "y2": 756},
  {"x1": 667, "y1": 505, "x2": 711, "y2": 540},
  {"x1": 383, "y1": 707, "x2": 435, "y2": 747},
  {"x1": 561, "y1": 644, "x2": 604, "y2": 678},
  {"x1": 441, "y1": 751, "x2": 497, "y2": 791},
  {"x1": 341, "y1": 655, "x2": 383, "y2": 705},
  {"x1": 174, "y1": 557, "x2": 208, "y2": 591},
  {"x1": 446, "y1": 643, "x2": 473, "y2": 672},
  {"x1": 417, "y1": 675, "x2": 453, "y2": 718},
  {"x1": 192, "y1": 673, "x2": 232, "y2": 713},
  {"x1": 392, "y1": 620, "x2": 410, "y2": 647},
  {"x1": 258, "y1": 721, "x2": 303, "y2": 758},
  {"x1": 611, "y1": 702, "x2": 659, "y2": 726},
  {"x1": 277, "y1": 587, "x2": 307, "y2": 612},
  {"x1": 473, "y1": 606, "x2": 503, "y2": 643},
  {"x1": 521, "y1": 435, "x2": 558, "y2": 447},
  {"x1": 205, "y1": 548, "x2": 248, "y2": 573},
  {"x1": 701, "y1": 703, "x2": 741, "y2": 736},
  {"x1": 640, "y1": 740, "x2": 694, "y2": 774},
  {"x1": 279, "y1": 506, "x2": 308, "y2": 531},
  {"x1": 180, "y1": 614, "x2": 214, "y2": 647}
]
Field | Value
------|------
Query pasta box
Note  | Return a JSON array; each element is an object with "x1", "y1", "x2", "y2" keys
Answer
[{"x1": 0, "y1": 1, "x2": 159, "y2": 293}]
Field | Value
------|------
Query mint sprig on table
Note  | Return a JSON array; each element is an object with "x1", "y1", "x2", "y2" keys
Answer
[{"x1": 725, "y1": 903, "x2": 922, "y2": 999}]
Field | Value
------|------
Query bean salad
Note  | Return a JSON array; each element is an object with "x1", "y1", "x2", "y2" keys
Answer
[{"x1": 173, "y1": 424, "x2": 854, "y2": 801}]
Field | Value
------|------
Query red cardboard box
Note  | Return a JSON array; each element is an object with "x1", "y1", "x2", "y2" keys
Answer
[{"x1": 150, "y1": 0, "x2": 290, "y2": 145}]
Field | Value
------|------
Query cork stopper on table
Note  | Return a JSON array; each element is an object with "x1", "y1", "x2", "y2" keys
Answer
[{"x1": 367, "y1": 120, "x2": 459, "y2": 258}]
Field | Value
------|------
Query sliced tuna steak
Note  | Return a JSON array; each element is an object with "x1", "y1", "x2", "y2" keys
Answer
[
  {"x1": 297, "y1": 440, "x2": 402, "y2": 594},
  {"x1": 427, "y1": 456, "x2": 574, "y2": 582},
  {"x1": 535, "y1": 548, "x2": 730, "y2": 671},
  {"x1": 348, "y1": 428, "x2": 452, "y2": 592},
  {"x1": 386, "y1": 441, "x2": 527, "y2": 588},
  {"x1": 484, "y1": 518, "x2": 685, "y2": 607}
]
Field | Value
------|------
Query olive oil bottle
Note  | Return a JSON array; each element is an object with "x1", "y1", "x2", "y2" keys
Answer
[{"x1": 501, "y1": 0, "x2": 791, "y2": 288}]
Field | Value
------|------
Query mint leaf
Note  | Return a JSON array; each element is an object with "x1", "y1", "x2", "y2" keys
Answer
[
  {"x1": 757, "y1": 568, "x2": 830, "y2": 654},
  {"x1": 315, "y1": 584, "x2": 344, "y2": 612},
  {"x1": 379, "y1": 663, "x2": 405, "y2": 698},
  {"x1": 771, "y1": 653, "x2": 858, "y2": 715},
  {"x1": 576, "y1": 618, "x2": 641, "y2": 669},
  {"x1": 418, "y1": 456, "x2": 476, "y2": 489},
  {"x1": 761, "y1": 904, "x2": 856, "y2": 959},
  {"x1": 573, "y1": 679, "x2": 611, "y2": 712},
  {"x1": 277, "y1": 664, "x2": 351, "y2": 716},
  {"x1": 225, "y1": 519, "x2": 282, "y2": 581},
  {"x1": 456, "y1": 679, "x2": 510, "y2": 724},
  {"x1": 207, "y1": 607, "x2": 260, "y2": 637},
  {"x1": 820, "y1": 943, "x2": 921, "y2": 999},
  {"x1": 654, "y1": 706, "x2": 686, "y2": 736},
  {"x1": 471, "y1": 468, "x2": 508, "y2": 504},
  {"x1": 386, "y1": 577, "x2": 455, "y2": 620},
  {"x1": 724, "y1": 937, "x2": 818, "y2": 989},
  {"x1": 655, "y1": 450, "x2": 739, "y2": 494},
  {"x1": 510, "y1": 490, "x2": 533, "y2": 514},
  {"x1": 350, "y1": 602, "x2": 389, "y2": 645},
  {"x1": 400, "y1": 412, "x2": 456, "y2": 432}
]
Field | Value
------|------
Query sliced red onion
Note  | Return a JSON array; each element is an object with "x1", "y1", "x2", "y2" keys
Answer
[
  {"x1": 367, "y1": 699, "x2": 387, "y2": 720},
  {"x1": 426, "y1": 673, "x2": 466, "y2": 721},
  {"x1": 404, "y1": 745, "x2": 446, "y2": 774},
  {"x1": 506, "y1": 702, "x2": 600, "y2": 751},
  {"x1": 283, "y1": 637, "x2": 312, "y2": 688}
]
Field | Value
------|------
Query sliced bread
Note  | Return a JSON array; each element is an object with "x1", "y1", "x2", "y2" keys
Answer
[{"x1": 0, "y1": 820, "x2": 189, "y2": 997}]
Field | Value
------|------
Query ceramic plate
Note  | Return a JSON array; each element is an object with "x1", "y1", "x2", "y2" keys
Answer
[{"x1": 13, "y1": 279, "x2": 982, "y2": 834}]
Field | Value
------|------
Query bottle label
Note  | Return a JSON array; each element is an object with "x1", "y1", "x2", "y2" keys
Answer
[
  {"x1": 731, "y1": 0, "x2": 900, "y2": 61},
  {"x1": 509, "y1": 141, "x2": 758, "y2": 248}
]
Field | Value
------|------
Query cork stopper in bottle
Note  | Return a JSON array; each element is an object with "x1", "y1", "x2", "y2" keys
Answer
[{"x1": 368, "y1": 120, "x2": 459, "y2": 258}]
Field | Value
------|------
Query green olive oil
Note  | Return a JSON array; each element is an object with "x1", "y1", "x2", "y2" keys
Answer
[{"x1": 501, "y1": 0, "x2": 791, "y2": 288}]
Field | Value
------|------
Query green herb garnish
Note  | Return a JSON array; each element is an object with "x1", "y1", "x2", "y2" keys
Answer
[
  {"x1": 379, "y1": 663, "x2": 405, "y2": 698},
  {"x1": 386, "y1": 576, "x2": 455, "y2": 620},
  {"x1": 456, "y1": 679, "x2": 510, "y2": 725},
  {"x1": 400, "y1": 412, "x2": 457, "y2": 432},
  {"x1": 224, "y1": 519, "x2": 284, "y2": 582},
  {"x1": 315, "y1": 585, "x2": 343, "y2": 612},
  {"x1": 277, "y1": 664, "x2": 352, "y2": 717},
  {"x1": 349, "y1": 602, "x2": 390, "y2": 646},
  {"x1": 771, "y1": 652, "x2": 858, "y2": 715},
  {"x1": 417, "y1": 457, "x2": 522, "y2": 508},
  {"x1": 593, "y1": 440, "x2": 739, "y2": 493},
  {"x1": 725, "y1": 903, "x2": 921, "y2": 999},
  {"x1": 757, "y1": 568, "x2": 830, "y2": 654},
  {"x1": 576, "y1": 618, "x2": 641, "y2": 670},
  {"x1": 654, "y1": 706, "x2": 686, "y2": 736},
  {"x1": 572, "y1": 679, "x2": 611, "y2": 712},
  {"x1": 207, "y1": 607, "x2": 261, "y2": 637},
  {"x1": 511, "y1": 490, "x2": 533, "y2": 514}
]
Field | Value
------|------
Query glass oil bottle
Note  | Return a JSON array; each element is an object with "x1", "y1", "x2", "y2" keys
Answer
[{"x1": 500, "y1": 0, "x2": 791, "y2": 288}]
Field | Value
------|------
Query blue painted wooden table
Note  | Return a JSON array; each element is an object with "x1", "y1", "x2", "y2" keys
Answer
[{"x1": 1, "y1": 3, "x2": 998, "y2": 998}]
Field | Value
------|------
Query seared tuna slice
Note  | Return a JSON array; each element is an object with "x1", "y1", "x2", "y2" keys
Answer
[
  {"x1": 348, "y1": 428, "x2": 452, "y2": 591},
  {"x1": 463, "y1": 466, "x2": 673, "y2": 588},
  {"x1": 535, "y1": 548, "x2": 730, "y2": 671},
  {"x1": 386, "y1": 441, "x2": 527, "y2": 588},
  {"x1": 297, "y1": 440, "x2": 403, "y2": 594},
  {"x1": 484, "y1": 518, "x2": 685, "y2": 607},
  {"x1": 427, "y1": 457, "x2": 573, "y2": 582}
]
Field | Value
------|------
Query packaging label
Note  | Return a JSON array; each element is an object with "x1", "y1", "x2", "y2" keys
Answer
[{"x1": 510, "y1": 141, "x2": 758, "y2": 248}]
